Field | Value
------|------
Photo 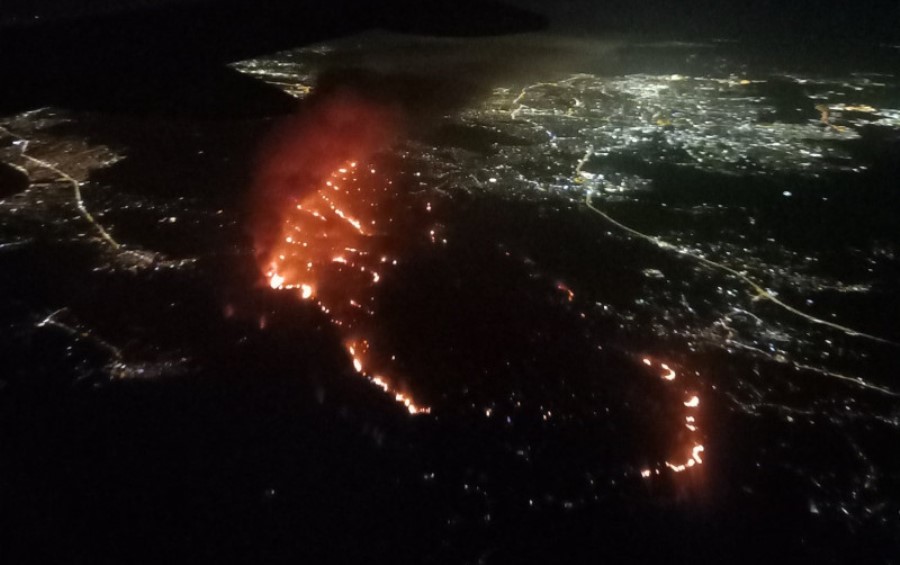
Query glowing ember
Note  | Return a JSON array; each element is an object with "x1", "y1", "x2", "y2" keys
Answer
[{"x1": 556, "y1": 282, "x2": 575, "y2": 302}]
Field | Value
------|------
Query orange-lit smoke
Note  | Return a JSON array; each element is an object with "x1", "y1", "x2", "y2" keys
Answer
[{"x1": 251, "y1": 91, "x2": 402, "y2": 259}]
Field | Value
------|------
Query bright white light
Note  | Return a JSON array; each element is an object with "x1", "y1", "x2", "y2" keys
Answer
[{"x1": 692, "y1": 445, "x2": 705, "y2": 463}]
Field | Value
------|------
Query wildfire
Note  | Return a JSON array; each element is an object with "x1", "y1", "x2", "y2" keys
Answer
[
  {"x1": 251, "y1": 93, "x2": 428, "y2": 415},
  {"x1": 639, "y1": 356, "x2": 706, "y2": 478},
  {"x1": 250, "y1": 92, "x2": 706, "y2": 481}
]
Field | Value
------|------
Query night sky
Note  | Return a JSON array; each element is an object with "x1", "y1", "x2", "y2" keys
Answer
[{"x1": 1, "y1": 0, "x2": 898, "y2": 43}]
